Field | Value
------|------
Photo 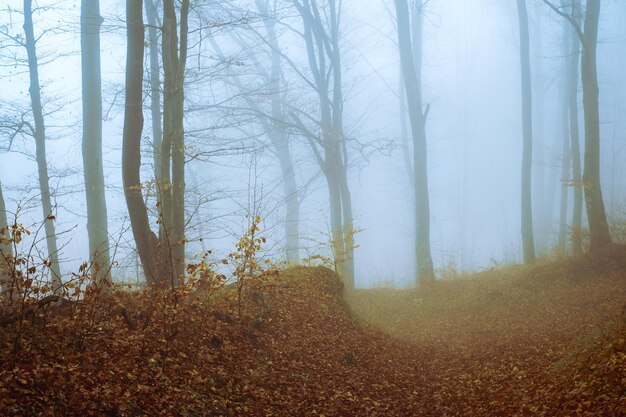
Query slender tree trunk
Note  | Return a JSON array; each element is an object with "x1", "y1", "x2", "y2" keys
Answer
[
  {"x1": 581, "y1": 0, "x2": 611, "y2": 250},
  {"x1": 170, "y1": 0, "x2": 188, "y2": 285},
  {"x1": 558, "y1": 93, "x2": 571, "y2": 250},
  {"x1": 0, "y1": 182, "x2": 12, "y2": 297},
  {"x1": 399, "y1": 74, "x2": 414, "y2": 188},
  {"x1": 395, "y1": 0, "x2": 434, "y2": 284},
  {"x1": 295, "y1": 0, "x2": 354, "y2": 288},
  {"x1": 81, "y1": 0, "x2": 111, "y2": 285},
  {"x1": 517, "y1": 0, "x2": 536, "y2": 264},
  {"x1": 122, "y1": 0, "x2": 161, "y2": 284},
  {"x1": 566, "y1": 0, "x2": 584, "y2": 254},
  {"x1": 159, "y1": 0, "x2": 189, "y2": 286},
  {"x1": 159, "y1": 0, "x2": 174, "y2": 278},
  {"x1": 276, "y1": 138, "x2": 300, "y2": 263},
  {"x1": 558, "y1": 1, "x2": 571, "y2": 251},
  {"x1": 325, "y1": 164, "x2": 346, "y2": 279},
  {"x1": 328, "y1": 0, "x2": 354, "y2": 288},
  {"x1": 259, "y1": 0, "x2": 300, "y2": 262},
  {"x1": 145, "y1": 0, "x2": 163, "y2": 180},
  {"x1": 23, "y1": 0, "x2": 62, "y2": 291},
  {"x1": 531, "y1": 6, "x2": 549, "y2": 252}
]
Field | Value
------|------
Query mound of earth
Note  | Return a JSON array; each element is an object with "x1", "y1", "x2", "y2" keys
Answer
[{"x1": 1, "y1": 259, "x2": 624, "y2": 416}]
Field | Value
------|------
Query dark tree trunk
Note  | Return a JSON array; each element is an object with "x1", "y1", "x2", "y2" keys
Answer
[
  {"x1": 581, "y1": 0, "x2": 611, "y2": 250},
  {"x1": 395, "y1": 0, "x2": 434, "y2": 284},
  {"x1": 81, "y1": 0, "x2": 112, "y2": 285},
  {"x1": 0, "y1": 182, "x2": 12, "y2": 296},
  {"x1": 122, "y1": 0, "x2": 161, "y2": 284},
  {"x1": 159, "y1": 0, "x2": 189, "y2": 286},
  {"x1": 517, "y1": 0, "x2": 536, "y2": 264},
  {"x1": 23, "y1": 0, "x2": 62, "y2": 292}
]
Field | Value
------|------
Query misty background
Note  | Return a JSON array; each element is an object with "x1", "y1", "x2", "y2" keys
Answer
[{"x1": 1, "y1": 0, "x2": 625, "y2": 287}]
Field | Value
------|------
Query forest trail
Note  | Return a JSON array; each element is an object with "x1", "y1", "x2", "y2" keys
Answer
[
  {"x1": 1, "y1": 252, "x2": 625, "y2": 416},
  {"x1": 348, "y1": 246, "x2": 626, "y2": 416}
]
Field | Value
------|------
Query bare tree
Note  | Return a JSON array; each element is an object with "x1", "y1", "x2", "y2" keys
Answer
[
  {"x1": 276, "y1": 0, "x2": 355, "y2": 287},
  {"x1": 145, "y1": 0, "x2": 163, "y2": 180},
  {"x1": 579, "y1": 0, "x2": 610, "y2": 250},
  {"x1": 567, "y1": 0, "x2": 584, "y2": 254},
  {"x1": 557, "y1": 2, "x2": 571, "y2": 251},
  {"x1": 22, "y1": 0, "x2": 62, "y2": 291},
  {"x1": 122, "y1": 0, "x2": 162, "y2": 284},
  {"x1": 0, "y1": 181, "x2": 11, "y2": 296},
  {"x1": 158, "y1": 0, "x2": 190, "y2": 286},
  {"x1": 81, "y1": 0, "x2": 112, "y2": 285},
  {"x1": 544, "y1": 0, "x2": 611, "y2": 251},
  {"x1": 394, "y1": 0, "x2": 434, "y2": 283},
  {"x1": 517, "y1": 0, "x2": 536, "y2": 264}
]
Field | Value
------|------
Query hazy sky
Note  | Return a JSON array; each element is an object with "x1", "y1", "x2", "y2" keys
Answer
[{"x1": 1, "y1": 0, "x2": 625, "y2": 286}]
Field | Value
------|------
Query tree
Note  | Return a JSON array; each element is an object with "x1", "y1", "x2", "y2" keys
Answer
[
  {"x1": 394, "y1": 0, "x2": 434, "y2": 283},
  {"x1": 544, "y1": 0, "x2": 611, "y2": 251},
  {"x1": 280, "y1": 0, "x2": 355, "y2": 288},
  {"x1": 145, "y1": 0, "x2": 163, "y2": 180},
  {"x1": 557, "y1": 1, "x2": 571, "y2": 251},
  {"x1": 122, "y1": 0, "x2": 162, "y2": 284},
  {"x1": 208, "y1": 0, "x2": 301, "y2": 263},
  {"x1": 517, "y1": 0, "x2": 536, "y2": 264},
  {"x1": 579, "y1": 0, "x2": 610, "y2": 250},
  {"x1": 255, "y1": 0, "x2": 300, "y2": 263},
  {"x1": 81, "y1": 0, "x2": 112, "y2": 285},
  {"x1": 23, "y1": 0, "x2": 62, "y2": 291},
  {"x1": 158, "y1": 0, "x2": 190, "y2": 286},
  {"x1": 567, "y1": 0, "x2": 584, "y2": 254},
  {"x1": 0, "y1": 181, "x2": 11, "y2": 296}
]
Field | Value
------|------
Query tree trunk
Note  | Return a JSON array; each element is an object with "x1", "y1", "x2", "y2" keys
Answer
[
  {"x1": 517, "y1": 0, "x2": 536, "y2": 264},
  {"x1": 23, "y1": 0, "x2": 62, "y2": 292},
  {"x1": 295, "y1": 0, "x2": 354, "y2": 288},
  {"x1": 81, "y1": 0, "x2": 112, "y2": 285},
  {"x1": 122, "y1": 0, "x2": 161, "y2": 284},
  {"x1": 145, "y1": 0, "x2": 163, "y2": 180},
  {"x1": 328, "y1": 0, "x2": 354, "y2": 288},
  {"x1": 159, "y1": 0, "x2": 189, "y2": 286},
  {"x1": 558, "y1": 1, "x2": 571, "y2": 251},
  {"x1": 260, "y1": 0, "x2": 300, "y2": 263},
  {"x1": 0, "y1": 182, "x2": 12, "y2": 297},
  {"x1": 395, "y1": 0, "x2": 434, "y2": 284},
  {"x1": 581, "y1": 0, "x2": 611, "y2": 250}
]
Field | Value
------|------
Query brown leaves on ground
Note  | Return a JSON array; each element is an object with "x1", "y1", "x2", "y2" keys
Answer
[{"x1": 0, "y1": 249, "x2": 625, "y2": 416}]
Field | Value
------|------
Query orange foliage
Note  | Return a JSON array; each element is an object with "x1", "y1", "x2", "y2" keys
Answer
[{"x1": 0, "y1": 248, "x2": 624, "y2": 416}]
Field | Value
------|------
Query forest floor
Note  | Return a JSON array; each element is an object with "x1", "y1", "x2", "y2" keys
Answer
[{"x1": 0, "y1": 247, "x2": 625, "y2": 416}]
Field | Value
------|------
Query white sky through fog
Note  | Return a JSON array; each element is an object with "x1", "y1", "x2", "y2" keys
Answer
[{"x1": 0, "y1": 0, "x2": 625, "y2": 286}]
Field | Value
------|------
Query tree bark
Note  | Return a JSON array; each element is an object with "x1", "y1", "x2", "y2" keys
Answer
[
  {"x1": 580, "y1": 0, "x2": 611, "y2": 250},
  {"x1": 81, "y1": 0, "x2": 112, "y2": 285},
  {"x1": 23, "y1": 0, "x2": 62, "y2": 292},
  {"x1": 517, "y1": 0, "x2": 536, "y2": 264},
  {"x1": 395, "y1": 0, "x2": 434, "y2": 284},
  {"x1": 158, "y1": 0, "x2": 189, "y2": 286},
  {"x1": 145, "y1": 0, "x2": 163, "y2": 181},
  {"x1": 122, "y1": 0, "x2": 161, "y2": 285},
  {"x1": 0, "y1": 182, "x2": 12, "y2": 297}
]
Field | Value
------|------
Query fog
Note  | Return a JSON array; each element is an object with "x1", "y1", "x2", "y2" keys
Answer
[{"x1": 1, "y1": 0, "x2": 625, "y2": 288}]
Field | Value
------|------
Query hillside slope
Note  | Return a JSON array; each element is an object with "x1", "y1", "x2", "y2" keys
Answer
[
  {"x1": 349, "y1": 247, "x2": 626, "y2": 416},
  {"x1": 1, "y1": 254, "x2": 625, "y2": 416}
]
